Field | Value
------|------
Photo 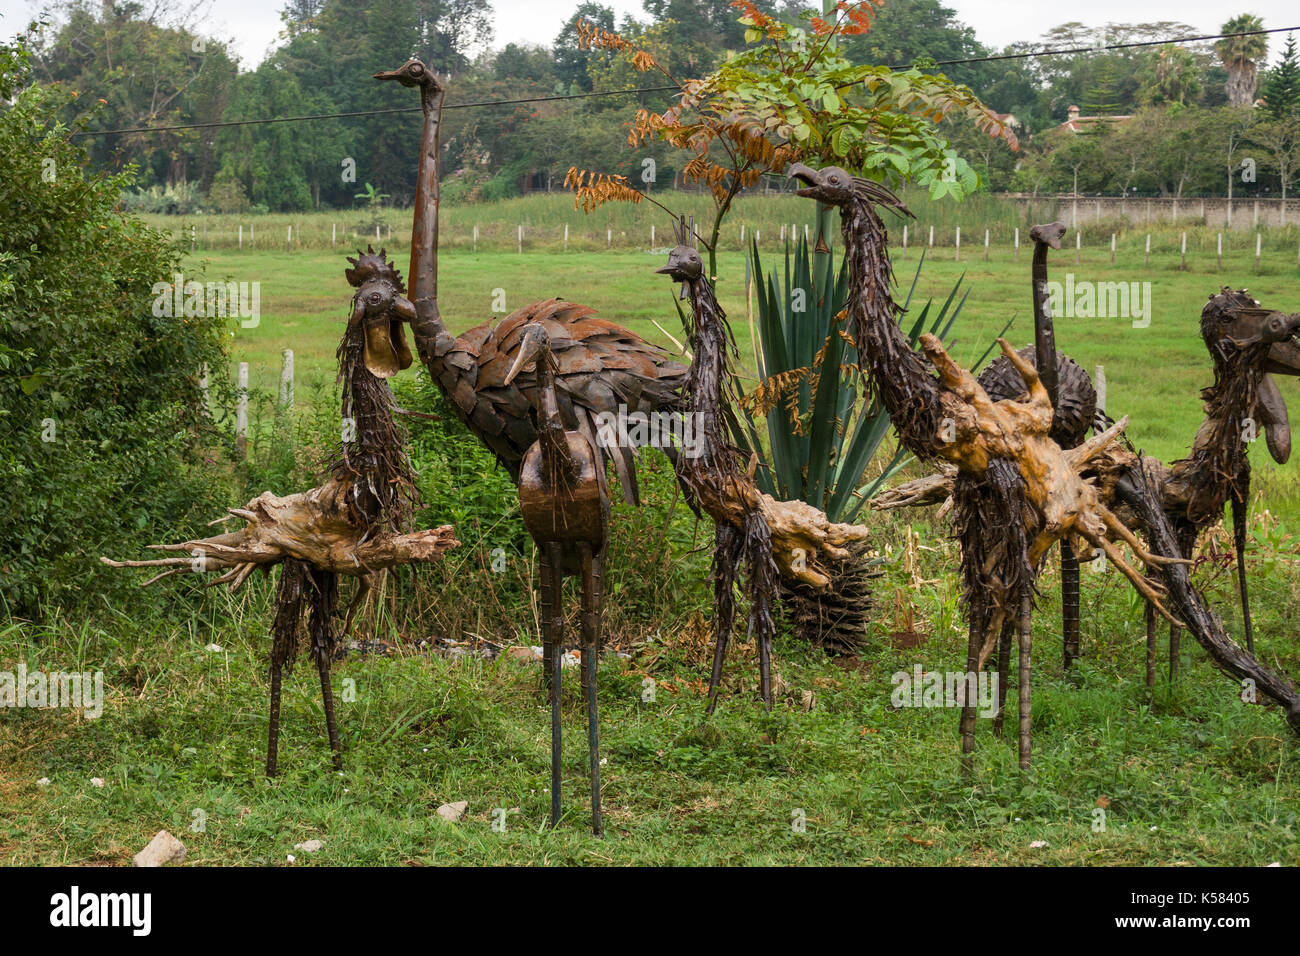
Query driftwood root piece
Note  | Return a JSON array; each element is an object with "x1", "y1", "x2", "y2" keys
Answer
[
  {"x1": 102, "y1": 479, "x2": 460, "y2": 585},
  {"x1": 916, "y1": 334, "x2": 1182, "y2": 627}
]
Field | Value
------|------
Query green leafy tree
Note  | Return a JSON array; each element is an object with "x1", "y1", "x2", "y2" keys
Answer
[
  {"x1": 1140, "y1": 44, "x2": 1203, "y2": 107},
  {"x1": 0, "y1": 34, "x2": 230, "y2": 616},
  {"x1": 571, "y1": 0, "x2": 1014, "y2": 277},
  {"x1": 1262, "y1": 33, "x2": 1300, "y2": 119}
]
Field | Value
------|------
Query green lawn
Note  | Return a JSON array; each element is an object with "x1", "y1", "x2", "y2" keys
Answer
[{"x1": 5, "y1": 240, "x2": 1300, "y2": 866}]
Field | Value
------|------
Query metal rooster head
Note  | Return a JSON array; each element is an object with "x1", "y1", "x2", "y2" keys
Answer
[
  {"x1": 373, "y1": 57, "x2": 442, "y2": 93},
  {"x1": 345, "y1": 247, "x2": 415, "y2": 379},
  {"x1": 1202, "y1": 287, "x2": 1300, "y2": 464},
  {"x1": 655, "y1": 216, "x2": 703, "y2": 298},
  {"x1": 787, "y1": 162, "x2": 913, "y2": 218}
]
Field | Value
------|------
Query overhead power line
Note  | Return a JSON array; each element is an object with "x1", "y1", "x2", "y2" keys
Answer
[{"x1": 70, "y1": 24, "x2": 1299, "y2": 139}]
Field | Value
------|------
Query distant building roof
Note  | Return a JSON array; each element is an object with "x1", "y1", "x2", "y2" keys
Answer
[{"x1": 1058, "y1": 104, "x2": 1132, "y2": 133}]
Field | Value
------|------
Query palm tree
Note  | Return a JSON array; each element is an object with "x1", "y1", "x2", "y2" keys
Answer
[{"x1": 1217, "y1": 14, "x2": 1269, "y2": 107}]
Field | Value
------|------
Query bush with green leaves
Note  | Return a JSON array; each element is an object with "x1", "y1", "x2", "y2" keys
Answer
[{"x1": 0, "y1": 35, "x2": 231, "y2": 618}]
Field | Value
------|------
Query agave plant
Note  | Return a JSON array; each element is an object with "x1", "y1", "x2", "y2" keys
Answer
[{"x1": 732, "y1": 235, "x2": 1011, "y2": 651}]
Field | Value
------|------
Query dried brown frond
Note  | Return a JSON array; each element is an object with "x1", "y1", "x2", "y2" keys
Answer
[
  {"x1": 565, "y1": 166, "x2": 644, "y2": 212},
  {"x1": 741, "y1": 367, "x2": 811, "y2": 418},
  {"x1": 575, "y1": 17, "x2": 632, "y2": 52}
]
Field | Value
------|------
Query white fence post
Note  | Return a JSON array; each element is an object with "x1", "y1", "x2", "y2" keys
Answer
[{"x1": 955, "y1": 225, "x2": 961, "y2": 261}]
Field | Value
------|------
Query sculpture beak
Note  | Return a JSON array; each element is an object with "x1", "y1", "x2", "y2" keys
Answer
[
  {"x1": 787, "y1": 163, "x2": 820, "y2": 197},
  {"x1": 1255, "y1": 314, "x2": 1300, "y2": 463},
  {"x1": 1030, "y1": 221, "x2": 1067, "y2": 251},
  {"x1": 363, "y1": 315, "x2": 402, "y2": 379},
  {"x1": 1263, "y1": 314, "x2": 1300, "y2": 377},
  {"x1": 504, "y1": 333, "x2": 544, "y2": 387},
  {"x1": 373, "y1": 68, "x2": 401, "y2": 81}
]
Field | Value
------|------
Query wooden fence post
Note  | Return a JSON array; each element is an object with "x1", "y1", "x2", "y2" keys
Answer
[{"x1": 280, "y1": 350, "x2": 294, "y2": 408}]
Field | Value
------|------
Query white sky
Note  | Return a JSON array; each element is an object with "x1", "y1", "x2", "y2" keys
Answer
[{"x1": 0, "y1": 0, "x2": 1297, "y2": 69}]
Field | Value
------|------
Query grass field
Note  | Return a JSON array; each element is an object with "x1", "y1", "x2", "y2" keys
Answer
[{"x1": 5, "y1": 206, "x2": 1300, "y2": 866}]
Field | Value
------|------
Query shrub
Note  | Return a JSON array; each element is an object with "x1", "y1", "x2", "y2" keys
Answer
[{"x1": 0, "y1": 36, "x2": 233, "y2": 617}]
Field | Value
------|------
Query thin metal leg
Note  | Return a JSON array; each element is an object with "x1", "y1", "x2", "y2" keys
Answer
[
  {"x1": 1018, "y1": 594, "x2": 1033, "y2": 771},
  {"x1": 1061, "y1": 543, "x2": 1080, "y2": 669},
  {"x1": 267, "y1": 661, "x2": 282, "y2": 777},
  {"x1": 960, "y1": 620, "x2": 981, "y2": 776},
  {"x1": 316, "y1": 652, "x2": 343, "y2": 771},
  {"x1": 1233, "y1": 496, "x2": 1254, "y2": 654},
  {"x1": 705, "y1": 627, "x2": 730, "y2": 716},
  {"x1": 539, "y1": 552, "x2": 557, "y2": 706},
  {"x1": 757, "y1": 627, "x2": 772, "y2": 711},
  {"x1": 545, "y1": 543, "x2": 564, "y2": 828},
  {"x1": 581, "y1": 544, "x2": 603, "y2": 837},
  {"x1": 993, "y1": 619, "x2": 1013, "y2": 738}
]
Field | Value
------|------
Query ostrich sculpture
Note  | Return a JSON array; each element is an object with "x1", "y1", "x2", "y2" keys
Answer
[
  {"x1": 374, "y1": 58, "x2": 685, "y2": 504},
  {"x1": 502, "y1": 323, "x2": 608, "y2": 835},
  {"x1": 103, "y1": 251, "x2": 459, "y2": 773}
]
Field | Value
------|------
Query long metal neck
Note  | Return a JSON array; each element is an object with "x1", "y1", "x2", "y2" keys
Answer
[
  {"x1": 1031, "y1": 241, "x2": 1060, "y2": 408},
  {"x1": 409, "y1": 80, "x2": 447, "y2": 362}
]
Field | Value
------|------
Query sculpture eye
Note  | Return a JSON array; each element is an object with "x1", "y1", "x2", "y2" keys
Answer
[
  {"x1": 410, "y1": 63, "x2": 424, "y2": 74},
  {"x1": 369, "y1": 292, "x2": 382, "y2": 303}
]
